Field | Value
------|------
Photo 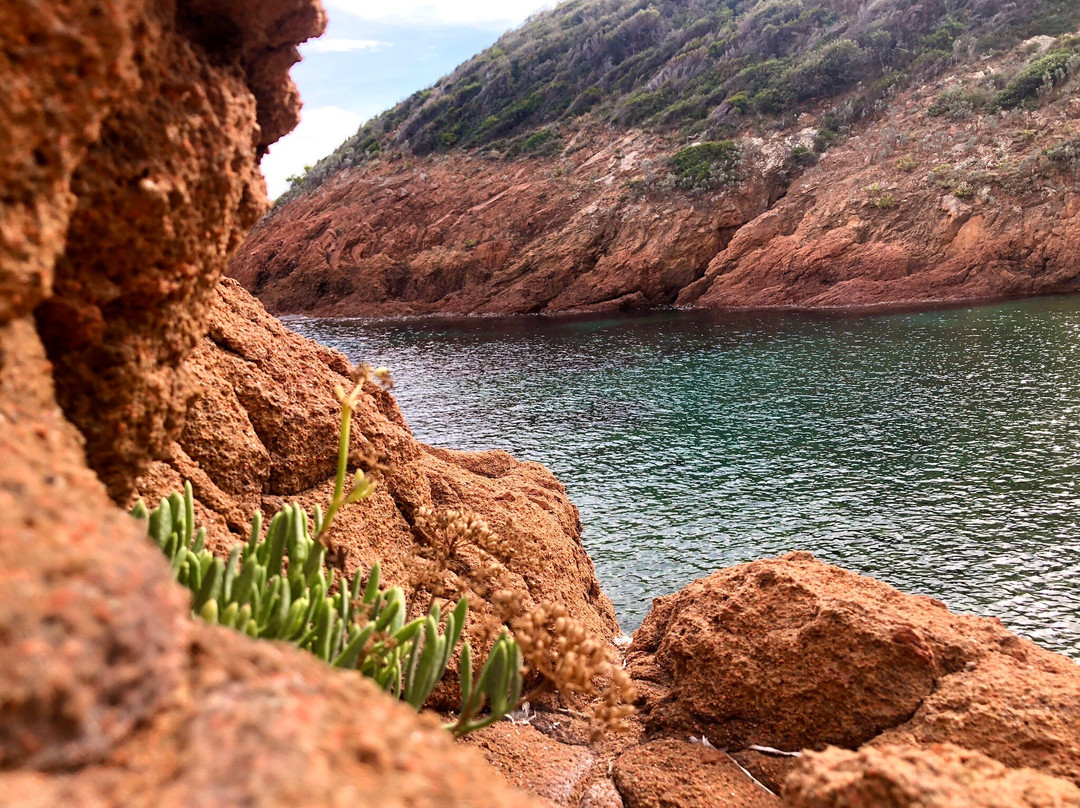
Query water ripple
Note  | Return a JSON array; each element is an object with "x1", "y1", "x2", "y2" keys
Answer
[{"x1": 287, "y1": 297, "x2": 1080, "y2": 658}]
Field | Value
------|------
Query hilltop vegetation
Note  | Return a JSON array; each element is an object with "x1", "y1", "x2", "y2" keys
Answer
[{"x1": 286, "y1": 0, "x2": 1080, "y2": 197}]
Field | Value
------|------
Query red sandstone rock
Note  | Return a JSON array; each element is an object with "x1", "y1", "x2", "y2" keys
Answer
[
  {"x1": 0, "y1": 0, "x2": 540, "y2": 804},
  {"x1": 229, "y1": 132, "x2": 775, "y2": 317},
  {"x1": 784, "y1": 744, "x2": 1080, "y2": 808},
  {"x1": 613, "y1": 739, "x2": 780, "y2": 808},
  {"x1": 0, "y1": 304, "x2": 541, "y2": 808},
  {"x1": 625, "y1": 552, "x2": 1080, "y2": 786},
  {"x1": 872, "y1": 652, "x2": 1080, "y2": 788},
  {"x1": 27, "y1": 0, "x2": 325, "y2": 500},
  {"x1": 731, "y1": 751, "x2": 800, "y2": 796},
  {"x1": 467, "y1": 721, "x2": 597, "y2": 807}
]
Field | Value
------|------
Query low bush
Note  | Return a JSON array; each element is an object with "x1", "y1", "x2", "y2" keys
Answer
[
  {"x1": 896, "y1": 154, "x2": 919, "y2": 172},
  {"x1": 787, "y1": 145, "x2": 818, "y2": 170},
  {"x1": 1046, "y1": 137, "x2": 1080, "y2": 170},
  {"x1": 952, "y1": 181, "x2": 975, "y2": 198},
  {"x1": 997, "y1": 45, "x2": 1080, "y2": 108},
  {"x1": 668, "y1": 141, "x2": 740, "y2": 189},
  {"x1": 928, "y1": 87, "x2": 987, "y2": 119}
]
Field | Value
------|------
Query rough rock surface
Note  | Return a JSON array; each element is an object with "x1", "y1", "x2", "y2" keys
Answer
[
  {"x1": 613, "y1": 739, "x2": 780, "y2": 808},
  {"x1": 784, "y1": 744, "x2": 1080, "y2": 808},
  {"x1": 231, "y1": 49, "x2": 1080, "y2": 318},
  {"x1": 27, "y1": 0, "x2": 324, "y2": 500},
  {"x1": 467, "y1": 722, "x2": 597, "y2": 807},
  {"x1": 625, "y1": 552, "x2": 1080, "y2": 786},
  {"x1": 134, "y1": 279, "x2": 619, "y2": 651},
  {"x1": 0, "y1": 0, "x2": 543, "y2": 805},
  {"x1": 0, "y1": 290, "x2": 542, "y2": 808}
]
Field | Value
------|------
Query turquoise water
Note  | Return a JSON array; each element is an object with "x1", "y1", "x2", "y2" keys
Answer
[{"x1": 286, "y1": 297, "x2": 1080, "y2": 657}]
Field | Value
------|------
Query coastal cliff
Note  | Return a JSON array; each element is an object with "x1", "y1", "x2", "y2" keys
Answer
[
  {"x1": 230, "y1": 0, "x2": 1080, "y2": 316},
  {"x1": 4, "y1": 0, "x2": 1080, "y2": 806}
]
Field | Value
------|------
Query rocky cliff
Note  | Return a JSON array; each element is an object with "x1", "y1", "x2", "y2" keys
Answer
[
  {"x1": 0, "y1": 0, "x2": 547, "y2": 804},
  {"x1": 230, "y1": 3, "x2": 1080, "y2": 316}
]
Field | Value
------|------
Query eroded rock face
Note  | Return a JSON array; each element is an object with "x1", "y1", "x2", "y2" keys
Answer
[
  {"x1": 625, "y1": 552, "x2": 1080, "y2": 786},
  {"x1": 0, "y1": 311, "x2": 542, "y2": 808},
  {"x1": 784, "y1": 744, "x2": 1080, "y2": 808},
  {"x1": 29, "y1": 0, "x2": 325, "y2": 500},
  {"x1": 228, "y1": 131, "x2": 775, "y2": 317}
]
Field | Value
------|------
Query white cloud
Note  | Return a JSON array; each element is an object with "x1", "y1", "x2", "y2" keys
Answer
[
  {"x1": 305, "y1": 38, "x2": 391, "y2": 53},
  {"x1": 261, "y1": 105, "x2": 374, "y2": 199},
  {"x1": 322, "y1": 0, "x2": 554, "y2": 29}
]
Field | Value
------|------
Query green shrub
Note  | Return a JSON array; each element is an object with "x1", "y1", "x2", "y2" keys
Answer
[
  {"x1": 524, "y1": 128, "x2": 557, "y2": 152},
  {"x1": 928, "y1": 87, "x2": 987, "y2": 119},
  {"x1": 997, "y1": 46, "x2": 1080, "y2": 108},
  {"x1": 784, "y1": 39, "x2": 867, "y2": 101},
  {"x1": 751, "y1": 86, "x2": 792, "y2": 115},
  {"x1": 813, "y1": 128, "x2": 838, "y2": 152},
  {"x1": 1046, "y1": 137, "x2": 1080, "y2": 169},
  {"x1": 922, "y1": 14, "x2": 966, "y2": 52},
  {"x1": 725, "y1": 91, "x2": 752, "y2": 113},
  {"x1": 668, "y1": 141, "x2": 740, "y2": 189},
  {"x1": 896, "y1": 154, "x2": 919, "y2": 172},
  {"x1": 787, "y1": 145, "x2": 818, "y2": 169},
  {"x1": 618, "y1": 89, "x2": 670, "y2": 125},
  {"x1": 952, "y1": 181, "x2": 974, "y2": 198}
]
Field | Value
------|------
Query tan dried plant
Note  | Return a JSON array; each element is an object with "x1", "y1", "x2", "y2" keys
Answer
[
  {"x1": 512, "y1": 601, "x2": 637, "y2": 740},
  {"x1": 408, "y1": 507, "x2": 636, "y2": 740},
  {"x1": 410, "y1": 506, "x2": 517, "y2": 609}
]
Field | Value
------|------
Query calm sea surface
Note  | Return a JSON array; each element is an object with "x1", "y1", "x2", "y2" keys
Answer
[{"x1": 286, "y1": 297, "x2": 1080, "y2": 657}]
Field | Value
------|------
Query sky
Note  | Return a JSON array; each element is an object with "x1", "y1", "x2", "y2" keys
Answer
[{"x1": 261, "y1": 0, "x2": 556, "y2": 197}]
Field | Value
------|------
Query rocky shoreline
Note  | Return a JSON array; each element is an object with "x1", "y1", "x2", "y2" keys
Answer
[{"x1": 3, "y1": 1, "x2": 1080, "y2": 807}]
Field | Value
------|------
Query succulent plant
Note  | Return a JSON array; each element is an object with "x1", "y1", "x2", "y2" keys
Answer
[{"x1": 132, "y1": 374, "x2": 522, "y2": 736}]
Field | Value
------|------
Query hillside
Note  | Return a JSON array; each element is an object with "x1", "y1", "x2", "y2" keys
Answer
[
  {"x1": 285, "y1": 0, "x2": 1080, "y2": 197},
  {"x1": 231, "y1": 0, "x2": 1080, "y2": 315}
]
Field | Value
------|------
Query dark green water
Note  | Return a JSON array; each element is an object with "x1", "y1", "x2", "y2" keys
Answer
[{"x1": 286, "y1": 297, "x2": 1080, "y2": 657}]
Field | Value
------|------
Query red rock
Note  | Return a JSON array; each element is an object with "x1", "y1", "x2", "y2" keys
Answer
[
  {"x1": 784, "y1": 744, "x2": 1080, "y2": 808},
  {"x1": 0, "y1": 0, "x2": 542, "y2": 804},
  {"x1": 467, "y1": 721, "x2": 597, "y2": 807},
  {"x1": 872, "y1": 652, "x2": 1080, "y2": 788},
  {"x1": 626, "y1": 552, "x2": 1080, "y2": 785},
  {"x1": 228, "y1": 134, "x2": 774, "y2": 317},
  {"x1": 613, "y1": 739, "x2": 780, "y2": 808},
  {"x1": 581, "y1": 779, "x2": 626, "y2": 808}
]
